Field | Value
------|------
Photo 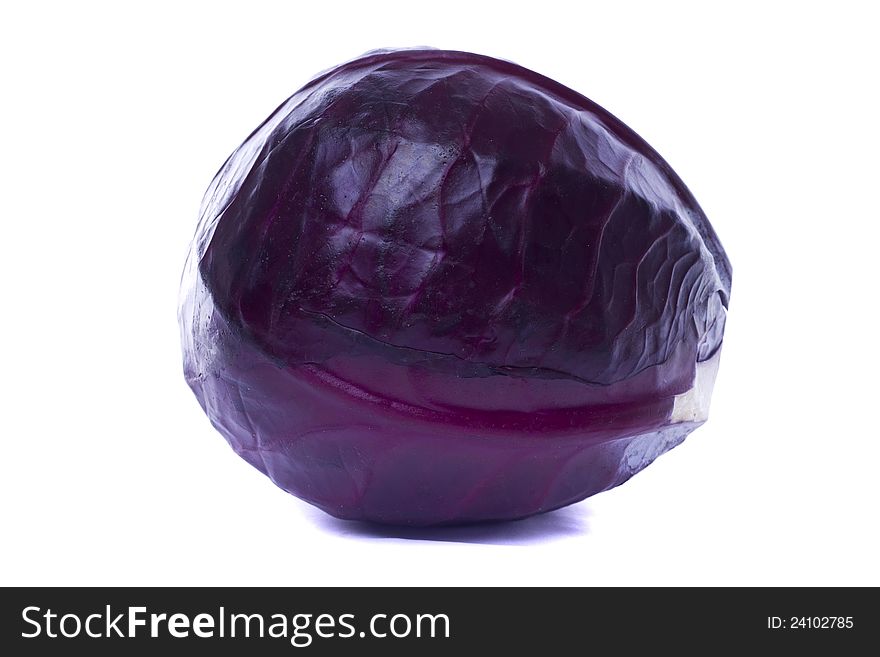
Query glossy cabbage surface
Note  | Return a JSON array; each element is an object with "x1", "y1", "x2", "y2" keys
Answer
[{"x1": 180, "y1": 48, "x2": 731, "y2": 526}]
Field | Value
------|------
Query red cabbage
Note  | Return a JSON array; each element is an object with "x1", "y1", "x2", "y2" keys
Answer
[{"x1": 180, "y1": 48, "x2": 731, "y2": 526}]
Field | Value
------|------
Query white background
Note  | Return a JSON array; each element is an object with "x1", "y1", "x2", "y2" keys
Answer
[{"x1": 2, "y1": 1, "x2": 878, "y2": 586}]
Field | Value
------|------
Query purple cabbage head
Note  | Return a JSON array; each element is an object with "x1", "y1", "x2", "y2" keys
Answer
[{"x1": 179, "y1": 48, "x2": 731, "y2": 526}]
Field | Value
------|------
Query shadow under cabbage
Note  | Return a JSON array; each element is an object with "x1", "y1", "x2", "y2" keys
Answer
[{"x1": 305, "y1": 503, "x2": 591, "y2": 546}]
